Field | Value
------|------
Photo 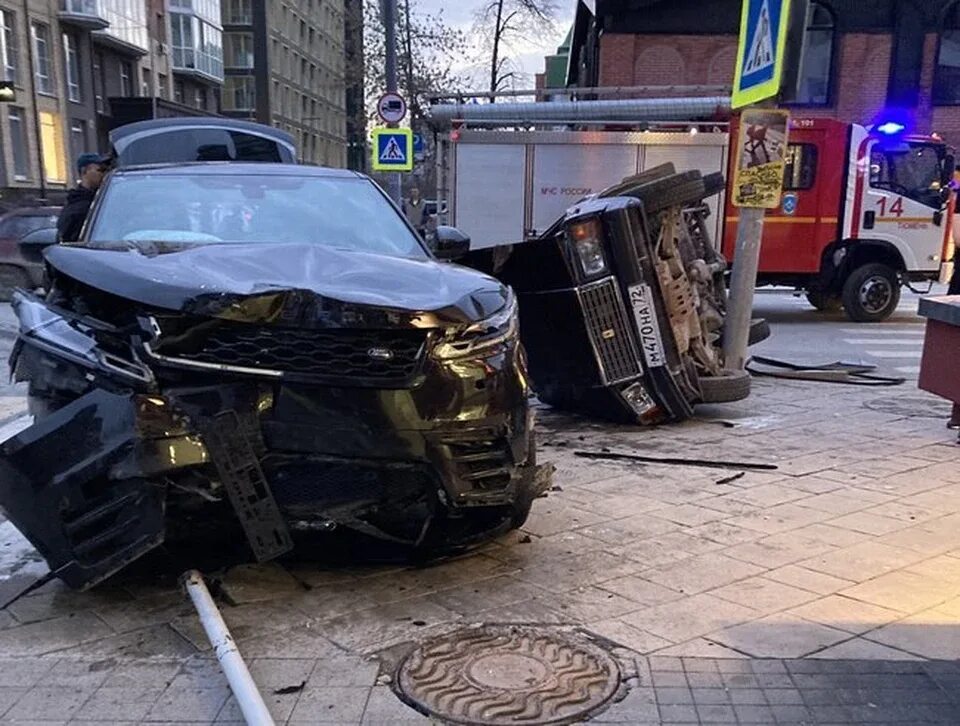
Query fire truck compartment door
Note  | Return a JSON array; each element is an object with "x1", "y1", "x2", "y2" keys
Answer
[{"x1": 454, "y1": 143, "x2": 526, "y2": 249}]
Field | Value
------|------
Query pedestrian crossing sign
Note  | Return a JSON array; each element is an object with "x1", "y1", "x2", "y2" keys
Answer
[
  {"x1": 732, "y1": 0, "x2": 792, "y2": 109},
  {"x1": 372, "y1": 128, "x2": 414, "y2": 172}
]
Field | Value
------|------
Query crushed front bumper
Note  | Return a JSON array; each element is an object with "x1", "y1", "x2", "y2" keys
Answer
[{"x1": 1, "y1": 302, "x2": 544, "y2": 590}]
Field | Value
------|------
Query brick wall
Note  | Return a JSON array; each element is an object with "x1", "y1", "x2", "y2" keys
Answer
[
  {"x1": 831, "y1": 33, "x2": 893, "y2": 128},
  {"x1": 599, "y1": 33, "x2": 737, "y2": 87},
  {"x1": 598, "y1": 29, "x2": 960, "y2": 146},
  {"x1": 599, "y1": 35, "x2": 636, "y2": 86}
]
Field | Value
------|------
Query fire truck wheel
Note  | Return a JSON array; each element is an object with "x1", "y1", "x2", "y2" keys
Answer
[
  {"x1": 842, "y1": 263, "x2": 901, "y2": 322},
  {"x1": 806, "y1": 289, "x2": 842, "y2": 312},
  {"x1": 698, "y1": 369, "x2": 752, "y2": 403}
]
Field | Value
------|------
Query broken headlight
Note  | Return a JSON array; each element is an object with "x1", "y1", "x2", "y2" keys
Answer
[
  {"x1": 568, "y1": 218, "x2": 607, "y2": 278},
  {"x1": 433, "y1": 292, "x2": 519, "y2": 359},
  {"x1": 620, "y1": 380, "x2": 663, "y2": 424}
]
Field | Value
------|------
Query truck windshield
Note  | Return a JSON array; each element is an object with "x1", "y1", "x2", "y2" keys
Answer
[
  {"x1": 88, "y1": 173, "x2": 428, "y2": 259},
  {"x1": 869, "y1": 142, "x2": 945, "y2": 209}
]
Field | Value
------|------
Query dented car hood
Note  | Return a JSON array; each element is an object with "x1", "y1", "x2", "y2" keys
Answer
[{"x1": 44, "y1": 243, "x2": 509, "y2": 325}]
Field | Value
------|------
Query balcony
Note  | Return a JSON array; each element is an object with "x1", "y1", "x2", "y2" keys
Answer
[{"x1": 59, "y1": 0, "x2": 109, "y2": 30}]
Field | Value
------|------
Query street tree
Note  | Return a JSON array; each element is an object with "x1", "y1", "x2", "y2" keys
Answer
[
  {"x1": 473, "y1": 0, "x2": 558, "y2": 96},
  {"x1": 363, "y1": 0, "x2": 468, "y2": 122}
]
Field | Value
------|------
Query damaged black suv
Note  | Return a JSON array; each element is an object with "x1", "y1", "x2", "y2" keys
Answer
[{"x1": 0, "y1": 120, "x2": 544, "y2": 589}]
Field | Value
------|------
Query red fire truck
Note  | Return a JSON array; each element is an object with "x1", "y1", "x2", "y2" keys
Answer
[
  {"x1": 439, "y1": 114, "x2": 955, "y2": 323},
  {"x1": 724, "y1": 117, "x2": 955, "y2": 321}
]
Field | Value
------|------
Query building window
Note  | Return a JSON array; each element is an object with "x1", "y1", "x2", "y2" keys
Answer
[
  {"x1": 224, "y1": 0, "x2": 252, "y2": 24},
  {"x1": 158, "y1": 72, "x2": 168, "y2": 98},
  {"x1": 31, "y1": 22, "x2": 52, "y2": 95},
  {"x1": 70, "y1": 119, "x2": 87, "y2": 166},
  {"x1": 195, "y1": 86, "x2": 206, "y2": 108},
  {"x1": 171, "y1": 11, "x2": 223, "y2": 81},
  {"x1": 793, "y1": 2, "x2": 834, "y2": 105},
  {"x1": 174, "y1": 79, "x2": 184, "y2": 103},
  {"x1": 936, "y1": 4, "x2": 960, "y2": 104},
  {"x1": 783, "y1": 144, "x2": 818, "y2": 190},
  {"x1": 8, "y1": 107, "x2": 28, "y2": 179},
  {"x1": 0, "y1": 9, "x2": 17, "y2": 85},
  {"x1": 119, "y1": 61, "x2": 132, "y2": 96},
  {"x1": 224, "y1": 32, "x2": 253, "y2": 68},
  {"x1": 93, "y1": 52, "x2": 104, "y2": 112},
  {"x1": 39, "y1": 111, "x2": 65, "y2": 183},
  {"x1": 98, "y1": 0, "x2": 149, "y2": 53},
  {"x1": 63, "y1": 33, "x2": 81, "y2": 102},
  {"x1": 222, "y1": 74, "x2": 254, "y2": 111}
]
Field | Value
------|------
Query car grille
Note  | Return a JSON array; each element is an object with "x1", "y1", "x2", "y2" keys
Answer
[
  {"x1": 150, "y1": 321, "x2": 427, "y2": 386},
  {"x1": 578, "y1": 278, "x2": 642, "y2": 384}
]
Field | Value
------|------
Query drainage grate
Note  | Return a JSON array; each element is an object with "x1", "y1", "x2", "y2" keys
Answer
[{"x1": 396, "y1": 625, "x2": 621, "y2": 725}]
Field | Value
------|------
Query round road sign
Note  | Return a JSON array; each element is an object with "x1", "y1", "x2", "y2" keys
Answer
[{"x1": 377, "y1": 92, "x2": 407, "y2": 124}]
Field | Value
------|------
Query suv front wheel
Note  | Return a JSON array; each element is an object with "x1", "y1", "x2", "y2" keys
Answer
[{"x1": 842, "y1": 263, "x2": 901, "y2": 322}]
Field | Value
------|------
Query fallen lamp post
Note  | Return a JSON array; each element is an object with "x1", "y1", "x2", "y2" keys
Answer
[{"x1": 182, "y1": 570, "x2": 275, "y2": 725}]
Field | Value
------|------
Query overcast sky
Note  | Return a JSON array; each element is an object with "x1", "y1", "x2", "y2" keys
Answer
[{"x1": 418, "y1": 0, "x2": 577, "y2": 88}]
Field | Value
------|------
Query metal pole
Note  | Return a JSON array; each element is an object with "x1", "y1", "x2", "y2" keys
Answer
[
  {"x1": 21, "y1": 0, "x2": 45, "y2": 200},
  {"x1": 381, "y1": 0, "x2": 402, "y2": 204},
  {"x1": 181, "y1": 571, "x2": 275, "y2": 726},
  {"x1": 722, "y1": 206, "x2": 765, "y2": 371}
]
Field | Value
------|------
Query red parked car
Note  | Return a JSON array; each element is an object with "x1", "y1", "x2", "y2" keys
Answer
[{"x1": 0, "y1": 206, "x2": 61, "y2": 300}]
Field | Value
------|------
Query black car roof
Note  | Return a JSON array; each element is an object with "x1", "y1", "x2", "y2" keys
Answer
[{"x1": 112, "y1": 162, "x2": 365, "y2": 178}]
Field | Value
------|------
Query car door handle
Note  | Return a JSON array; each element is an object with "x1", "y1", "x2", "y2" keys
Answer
[{"x1": 863, "y1": 211, "x2": 876, "y2": 230}]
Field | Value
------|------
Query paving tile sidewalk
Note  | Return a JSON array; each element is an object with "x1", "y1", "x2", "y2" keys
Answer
[{"x1": 1, "y1": 377, "x2": 959, "y2": 724}]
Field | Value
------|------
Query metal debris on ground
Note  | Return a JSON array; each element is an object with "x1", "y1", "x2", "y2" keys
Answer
[
  {"x1": 715, "y1": 471, "x2": 746, "y2": 485},
  {"x1": 747, "y1": 355, "x2": 906, "y2": 386},
  {"x1": 573, "y1": 450, "x2": 777, "y2": 471},
  {"x1": 396, "y1": 625, "x2": 621, "y2": 725}
]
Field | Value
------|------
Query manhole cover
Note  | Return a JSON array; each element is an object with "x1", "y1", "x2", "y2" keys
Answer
[
  {"x1": 396, "y1": 625, "x2": 621, "y2": 725},
  {"x1": 865, "y1": 396, "x2": 952, "y2": 419}
]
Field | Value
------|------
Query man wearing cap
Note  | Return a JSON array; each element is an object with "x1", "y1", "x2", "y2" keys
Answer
[{"x1": 57, "y1": 153, "x2": 108, "y2": 242}]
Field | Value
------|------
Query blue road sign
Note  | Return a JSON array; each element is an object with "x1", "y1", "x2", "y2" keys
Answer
[
  {"x1": 412, "y1": 132, "x2": 425, "y2": 155},
  {"x1": 782, "y1": 192, "x2": 798, "y2": 215},
  {"x1": 371, "y1": 128, "x2": 413, "y2": 172},
  {"x1": 732, "y1": 0, "x2": 792, "y2": 108}
]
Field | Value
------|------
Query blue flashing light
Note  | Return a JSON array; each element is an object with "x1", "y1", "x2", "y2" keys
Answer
[{"x1": 876, "y1": 121, "x2": 906, "y2": 136}]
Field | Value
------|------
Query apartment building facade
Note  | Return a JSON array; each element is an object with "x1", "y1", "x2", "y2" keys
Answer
[
  {"x1": 220, "y1": 0, "x2": 351, "y2": 167},
  {"x1": 1, "y1": 0, "x2": 358, "y2": 205},
  {"x1": 0, "y1": 0, "x2": 224, "y2": 205}
]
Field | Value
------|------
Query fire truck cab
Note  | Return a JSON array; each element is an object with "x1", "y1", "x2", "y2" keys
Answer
[{"x1": 724, "y1": 118, "x2": 955, "y2": 322}]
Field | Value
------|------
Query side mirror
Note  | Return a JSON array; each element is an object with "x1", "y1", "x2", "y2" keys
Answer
[
  {"x1": 431, "y1": 225, "x2": 470, "y2": 260},
  {"x1": 18, "y1": 227, "x2": 58, "y2": 247}
]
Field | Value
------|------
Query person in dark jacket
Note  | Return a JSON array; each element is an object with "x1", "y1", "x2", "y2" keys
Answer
[{"x1": 57, "y1": 153, "x2": 108, "y2": 242}]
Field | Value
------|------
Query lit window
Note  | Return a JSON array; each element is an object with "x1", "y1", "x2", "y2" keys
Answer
[{"x1": 39, "y1": 111, "x2": 66, "y2": 183}]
